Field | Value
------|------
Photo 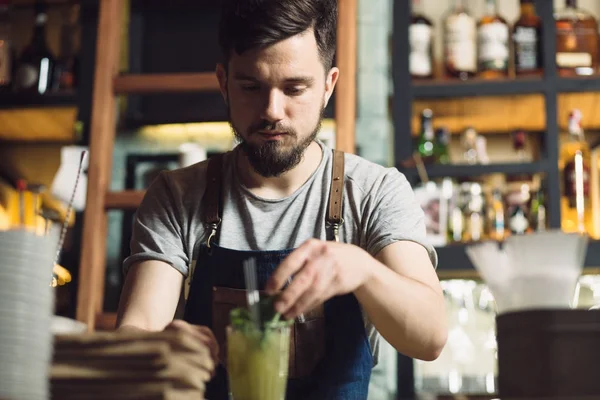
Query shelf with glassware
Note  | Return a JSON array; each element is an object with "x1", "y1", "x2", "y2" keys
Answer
[{"x1": 409, "y1": 0, "x2": 600, "y2": 89}]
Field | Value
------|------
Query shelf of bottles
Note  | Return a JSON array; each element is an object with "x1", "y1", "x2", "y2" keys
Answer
[
  {"x1": 406, "y1": 106, "x2": 600, "y2": 269},
  {"x1": 409, "y1": 0, "x2": 600, "y2": 89},
  {"x1": 398, "y1": 0, "x2": 600, "y2": 268},
  {"x1": 0, "y1": 0, "x2": 80, "y2": 107}
]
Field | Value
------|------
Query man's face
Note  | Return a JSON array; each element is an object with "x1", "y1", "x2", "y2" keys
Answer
[{"x1": 217, "y1": 29, "x2": 338, "y2": 177}]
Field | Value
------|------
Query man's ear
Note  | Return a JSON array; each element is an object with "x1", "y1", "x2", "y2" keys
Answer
[
  {"x1": 216, "y1": 63, "x2": 228, "y2": 105},
  {"x1": 324, "y1": 67, "x2": 339, "y2": 108}
]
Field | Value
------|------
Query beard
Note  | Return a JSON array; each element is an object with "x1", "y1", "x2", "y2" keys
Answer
[{"x1": 229, "y1": 105, "x2": 325, "y2": 178}]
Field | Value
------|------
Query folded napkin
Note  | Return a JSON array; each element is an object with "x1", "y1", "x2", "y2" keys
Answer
[{"x1": 51, "y1": 330, "x2": 213, "y2": 400}]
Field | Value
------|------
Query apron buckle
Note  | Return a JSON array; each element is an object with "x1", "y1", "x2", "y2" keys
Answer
[
  {"x1": 206, "y1": 219, "x2": 221, "y2": 249},
  {"x1": 328, "y1": 218, "x2": 344, "y2": 242}
]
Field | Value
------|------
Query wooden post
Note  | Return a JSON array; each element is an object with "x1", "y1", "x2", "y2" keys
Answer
[
  {"x1": 76, "y1": 0, "x2": 123, "y2": 331},
  {"x1": 335, "y1": 0, "x2": 357, "y2": 154}
]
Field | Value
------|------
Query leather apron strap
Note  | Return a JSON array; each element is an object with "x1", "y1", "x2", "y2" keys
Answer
[
  {"x1": 202, "y1": 153, "x2": 225, "y2": 247},
  {"x1": 327, "y1": 150, "x2": 345, "y2": 242},
  {"x1": 202, "y1": 149, "x2": 345, "y2": 242}
]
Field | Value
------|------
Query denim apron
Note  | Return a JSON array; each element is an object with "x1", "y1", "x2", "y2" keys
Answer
[{"x1": 183, "y1": 150, "x2": 373, "y2": 400}]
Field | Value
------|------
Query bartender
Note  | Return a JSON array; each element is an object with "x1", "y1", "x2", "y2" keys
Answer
[{"x1": 115, "y1": 0, "x2": 447, "y2": 398}]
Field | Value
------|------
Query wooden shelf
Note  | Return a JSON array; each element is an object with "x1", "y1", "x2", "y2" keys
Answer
[
  {"x1": 557, "y1": 76, "x2": 600, "y2": 93},
  {"x1": 0, "y1": 91, "x2": 77, "y2": 109},
  {"x1": 401, "y1": 161, "x2": 548, "y2": 180},
  {"x1": 104, "y1": 190, "x2": 145, "y2": 210},
  {"x1": 412, "y1": 77, "x2": 545, "y2": 99},
  {"x1": 113, "y1": 73, "x2": 220, "y2": 94}
]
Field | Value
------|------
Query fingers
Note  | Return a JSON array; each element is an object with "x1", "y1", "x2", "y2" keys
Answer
[
  {"x1": 277, "y1": 250, "x2": 335, "y2": 319},
  {"x1": 197, "y1": 326, "x2": 220, "y2": 363},
  {"x1": 265, "y1": 239, "x2": 326, "y2": 294},
  {"x1": 166, "y1": 320, "x2": 219, "y2": 376},
  {"x1": 274, "y1": 263, "x2": 317, "y2": 316}
]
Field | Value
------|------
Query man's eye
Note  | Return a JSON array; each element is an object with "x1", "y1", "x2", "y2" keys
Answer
[
  {"x1": 285, "y1": 87, "x2": 306, "y2": 96},
  {"x1": 241, "y1": 85, "x2": 259, "y2": 92}
]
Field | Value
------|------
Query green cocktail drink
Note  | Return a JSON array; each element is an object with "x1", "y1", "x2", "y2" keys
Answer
[{"x1": 226, "y1": 304, "x2": 292, "y2": 400}]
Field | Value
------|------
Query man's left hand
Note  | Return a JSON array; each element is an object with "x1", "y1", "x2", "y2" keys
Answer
[{"x1": 265, "y1": 239, "x2": 373, "y2": 320}]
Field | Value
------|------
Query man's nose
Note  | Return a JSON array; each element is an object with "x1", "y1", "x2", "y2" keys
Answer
[{"x1": 261, "y1": 90, "x2": 285, "y2": 123}]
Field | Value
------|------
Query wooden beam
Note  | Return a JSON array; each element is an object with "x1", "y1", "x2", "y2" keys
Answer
[
  {"x1": 105, "y1": 190, "x2": 146, "y2": 210},
  {"x1": 76, "y1": 0, "x2": 124, "y2": 332},
  {"x1": 113, "y1": 72, "x2": 220, "y2": 94},
  {"x1": 335, "y1": 0, "x2": 357, "y2": 154}
]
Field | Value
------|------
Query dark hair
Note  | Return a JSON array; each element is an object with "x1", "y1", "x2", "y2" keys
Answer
[{"x1": 218, "y1": 0, "x2": 337, "y2": 70}]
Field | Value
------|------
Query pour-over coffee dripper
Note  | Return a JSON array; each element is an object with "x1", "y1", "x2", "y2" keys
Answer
[{"x1": 466, "y1": 230, "x2": 588, "y2": 314}]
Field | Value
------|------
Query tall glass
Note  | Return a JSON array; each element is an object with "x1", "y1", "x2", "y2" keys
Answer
[{"x1": 226, "y1": 324, "x2": 290, "y2": 400}]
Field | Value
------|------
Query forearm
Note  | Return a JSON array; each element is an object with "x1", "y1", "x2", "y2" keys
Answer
[
  {"x1": 117, "y1": 324, "x2": 151, "y2": 333},
  {"x1": 354, "y1": 259, "x2": 447, "y2": 361},
  {"x1": 115, "y1": 261, "x2": 183, "y2": 331}
]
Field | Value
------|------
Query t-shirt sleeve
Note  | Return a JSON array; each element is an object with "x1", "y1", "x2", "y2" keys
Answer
[
  {"x1": 122, "y1": 172, "x2": 189, "y2": 277},
  {"x1": 362, "y1": 169, "x2": 438, "y2": 268}
]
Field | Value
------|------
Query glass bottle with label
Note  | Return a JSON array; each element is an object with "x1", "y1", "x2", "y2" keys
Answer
[
  {"x1": 477, "y1": 0, "x2": 509, "y2": 79},
  {"x1": 461, "y1": 127, "x2": 478, "y2": 164},
  {"x1": 555, "y1": 0, "x2": 598, "y2": 77},
  {"x1": 14, "y1": 2, "x2": 56, "y2": 94},
  {"x1": 410, "y1": 0, "x2": 434, "y2": 80},
  {"x1": 463, "y1": 182, "x2": 486, "y2": 242},
  {"x1": 560, "y1": 109, "x2": 592, "y2": 234},
  {"x1": 434, "y1": 127, "x2": 450, "y2": 164},
  {"x1": 447, "y1": 182, "x2": 464, "y2": 243},
  {"x1": 512, "y1": 0, "x2": 543, "y2": 76},
  {"x1": 507, "y1": 183, "x2": 531, "y2": 235},
  {"x1": 488, "y1": 187, "x2": 506, "y2": 241},
  {"x1": 417, "y1": 109, "x2": 435, "y2": 162},
  {"x1": 512, "y1": 129, "x2": 528, "y2": 161},
  {"x1": 530, "y1": 183, "x2": 547, "y2": 232},
  {"x1": 443, "y1": 0, "x2": 477, "y2": 80}
]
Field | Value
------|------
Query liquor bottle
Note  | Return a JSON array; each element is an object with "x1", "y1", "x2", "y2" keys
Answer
[
  {"x1": 555, "y1": 0, "x2": 599, "y2": 77},
  {"x1": 560, "y1": 109, "x2": 592, "y2": 234},
  {"x1": 488, "y1": 187, "x2": 506, "y2": 241},
  {"x1": 417, "y1": 109, "x2": 435, "y2": 162},
  {"x1": 447, "y1": 182, "x2": 464, "y2": 243},
  {"x1": 14, "y1": 2, "x2": 56, "y2": 94},
  {"x1": 512, "y1": 130, "x2": 528, "y2": 161},
  {"x1": 434, "y1": 127, "x2": 450, "y2": 164},
  {"x1": 530, "y1": 184, "x2": 547, "y2": 232},
  {"x1": 461, "y1": 127, "x2": 478, "y2": 164},
  {"x1": 443, "y1": 0, "x2": 477, "y2": 80},
  {"x1": 409, "y1": 0, "x2": 434, "y2": 80},
  {"x1": 512, "y1": 0, "x2": 543, "y2": 76},
  {"x1": 463, "y1": 182, "x2": 485, "y2": 242},
  {"x1": 507, "y1": 183, "x2": 531, "y2": 235},
  {"x1": 477, "y1": 0, "x2": 509, "y2": 79}
]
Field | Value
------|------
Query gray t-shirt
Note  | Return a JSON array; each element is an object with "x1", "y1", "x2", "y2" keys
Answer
[{"x1": 123, "y1": 140, "x2": 437, "y2": 365}]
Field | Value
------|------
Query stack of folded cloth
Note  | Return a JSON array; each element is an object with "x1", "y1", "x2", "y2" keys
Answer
[{"x1": 51, "y1": 330, "x2": 214, "y2": 400}]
